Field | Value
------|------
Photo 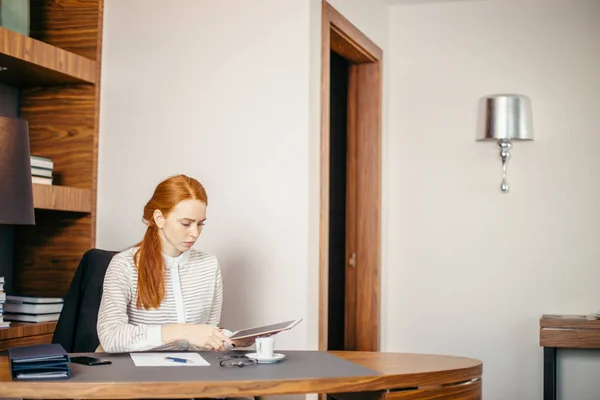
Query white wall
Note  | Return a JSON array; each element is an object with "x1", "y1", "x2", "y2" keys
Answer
[
  {"x1": 98, "y1": 0, "x2": 313, "y2": 350},
  {"x1": 100, "y1": 0, "x2": 600, "y2": 398},
  {"x1": 325, "y1": 0, "x2": 389, "y2": 48},
  {"x1": 386, "y1": 1, "x2": 600, "y2": 399},
  {"x1": 99, "y1": 0, "x2": 389, "y2": 356}
]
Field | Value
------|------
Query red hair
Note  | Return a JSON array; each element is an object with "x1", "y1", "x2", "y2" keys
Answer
[{"x1": 134, "y1": 174, "x2": 208, "y2": 309}]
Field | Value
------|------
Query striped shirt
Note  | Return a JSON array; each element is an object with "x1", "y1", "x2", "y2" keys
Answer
[{"x1": 97, "y1": 247, "x2": 223, "y2": 353}]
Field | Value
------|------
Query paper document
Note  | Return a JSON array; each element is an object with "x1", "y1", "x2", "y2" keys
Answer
[
  {"x1": 16, "y1": 371, "x2": 69, "y2": 379},
  {"x1": 130, "y1": 352, "x2": 210, "y2": 367}
]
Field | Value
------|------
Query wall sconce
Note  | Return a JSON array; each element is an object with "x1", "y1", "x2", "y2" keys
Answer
[{"x1": 476, "y1": 94, "x2": 533, "y2": 193}]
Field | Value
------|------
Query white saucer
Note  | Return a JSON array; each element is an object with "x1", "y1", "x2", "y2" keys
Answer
[{"x1": 245, "y1": 353, "x2": 286, "y2": 364}]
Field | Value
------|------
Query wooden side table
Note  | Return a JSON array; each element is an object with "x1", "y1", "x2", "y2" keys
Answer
[{"x1": 540, "y1": 314, "x2": 600, "y2": 400}]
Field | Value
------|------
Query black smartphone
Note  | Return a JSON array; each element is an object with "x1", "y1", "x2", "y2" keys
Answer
[{"x1": 70, "y1": 356, "x2": 112, "y2": 366}]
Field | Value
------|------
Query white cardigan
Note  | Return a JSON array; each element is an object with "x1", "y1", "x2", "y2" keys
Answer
[{"x1": 96, "y1": 247, "x2": 223, "y2": 353}]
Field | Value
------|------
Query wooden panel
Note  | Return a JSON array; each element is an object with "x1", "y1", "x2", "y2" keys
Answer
[
  {"x1": 344, "y1": 65, "x2": 358, "y2": 350},
  {"x1": 90, "y1": 0, "x2": 104, "y2": 246},
  {"x1": 20, "y1": 85, "x2": 96, "y2": 189},
  {"x1": 540, "y1": 328, "x2": 600, "y2": 348},
  {"x1": 30, "y1": 0, "x2": 101, "y2": 61},
  {"x1": 319, "y1": 3, "x2": 332, "y2": 352},
  {"x1": 0, "y1": 322, "x2": 57, "y2": 341},
  {"x1": 0, "y1": 351, "x2": 483, "y2": 399},
  {"x1": 539, "y1": 315, "x2": 600, "y2": 348},
  {"x1": 13, "y1": 210, "x2": 91, "y2": 297},
  {"x1": 355, "y1": 61, "x2": 382, "y2": 352},
  {"x1": 0, "y1": 27, "x2": 96, "y2": 85},
  {"x1": 33, "y1": 184, "x2": 92, "y2": 212},
  {"x1": 541, "y1": 315, "x2": 600, "y2": 329},
  {"x1": 331, "y1": 29, "x2": 371, "y2": 63},
  {"x1": 386, "y1": 379, "x2": 481, "y2": 400},
  {"x1": 334, "y1": 352, "x2": 483, "y2": 388},
  {"x1": 0, "y1": 333, "x2": 54, "y2": 351}
]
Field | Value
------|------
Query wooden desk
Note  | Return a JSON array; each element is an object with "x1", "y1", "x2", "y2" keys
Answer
[
  {"x1": 540, "y1": 314, "x2": 600, "y2": 400},
  {"x1": 0, "y1": 351, "x2": 482, "y2": 399}
]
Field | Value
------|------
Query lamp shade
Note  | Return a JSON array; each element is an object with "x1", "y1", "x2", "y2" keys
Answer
[
  {"x1": 477, "y1": 94, "x2": 534, "y2": 141},
  {"x1": 0, "y1": 115, "x2": 35, "y2": 225}
]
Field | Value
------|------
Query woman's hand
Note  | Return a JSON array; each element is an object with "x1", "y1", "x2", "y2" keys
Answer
[
  {"x1": 163, "y1": 324, "x2": 232, "y2": 351},
  {"x1": 185, "y1": 324, "x2": 232, "y2": 351}
]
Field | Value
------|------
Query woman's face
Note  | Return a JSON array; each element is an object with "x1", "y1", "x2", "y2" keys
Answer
[{"x1": 154, "y1": 199, "x2": 207, "y2": 257}]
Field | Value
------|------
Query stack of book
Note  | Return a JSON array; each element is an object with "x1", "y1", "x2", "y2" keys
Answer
[
  {"x1": 9, "y1": 343, "x2": 71, "y2": 380},
  {"x1": 30, "y1": 155, "x2": 54, "y2": 185},
  {"x1": 0, "y1": 277, "x2": 8, "y2": 329},
  {"x1": 4, "y1": 296, "x2": 64, "y2": 323}
]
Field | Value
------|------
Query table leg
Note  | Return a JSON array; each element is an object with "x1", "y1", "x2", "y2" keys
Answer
[{"x1": 544, "y1": 347, "x2": 557, "y2": 400}]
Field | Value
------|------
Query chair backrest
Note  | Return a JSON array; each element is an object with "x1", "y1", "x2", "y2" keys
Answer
[{"x1": 52, "y1": 249, "x2": 117, "y2": 352}]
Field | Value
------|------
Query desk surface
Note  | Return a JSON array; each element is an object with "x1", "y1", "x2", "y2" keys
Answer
[{"x1": 0, "y1": 351, "x2": 482, "y2": 399}]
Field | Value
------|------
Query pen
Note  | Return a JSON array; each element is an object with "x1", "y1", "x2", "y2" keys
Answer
[{"x1": 165, "y1": 356, "x2": 194, "y2": 364}]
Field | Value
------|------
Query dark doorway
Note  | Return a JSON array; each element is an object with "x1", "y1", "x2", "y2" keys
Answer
[{"x1": 327, "y1": 50, "x2": 349, "y2": 351}]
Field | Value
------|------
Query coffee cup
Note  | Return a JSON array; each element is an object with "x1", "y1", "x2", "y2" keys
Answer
[{"x1": 255, "y1": 337, "x2": 275, "y2": 358}]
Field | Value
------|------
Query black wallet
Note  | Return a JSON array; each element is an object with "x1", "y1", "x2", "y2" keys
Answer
[{"x1": 8, "y1": 343, "x2": 71, "y2": 380}]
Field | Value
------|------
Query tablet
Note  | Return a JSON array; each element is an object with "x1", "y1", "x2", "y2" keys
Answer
[{"x1": 227, "y1": 319, "x2": 302, "y2": 340}]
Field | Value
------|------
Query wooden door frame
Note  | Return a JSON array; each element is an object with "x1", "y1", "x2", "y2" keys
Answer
[{"x1": 319, "y1": 1, "x2": 383, "y2": 352}]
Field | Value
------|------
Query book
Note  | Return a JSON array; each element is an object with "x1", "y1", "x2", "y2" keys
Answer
[
  {"x1": 31, "y1": 167, "x2": 53, "y2": 178},
  {"x1": 0, "y1": 275, "x2": 6, "y2": 328},
  {"x1": 32, "y1": 176, "x2": 52, "y2": 185},
  {"x1": 4, "y1": 313, "x2": 61, "y2": 323},
  {"x1": 6, "y1": 295, "x2": 63, "y2": 304},
  {"x1": 30, "y1": 155, "x2": 53, "y2": 170},
  {"x1": 4, "y1": 302, "x2": 63, "y2": 315}
]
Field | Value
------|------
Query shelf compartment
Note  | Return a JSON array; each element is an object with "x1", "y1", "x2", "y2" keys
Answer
[
  {"x1": 0, "y1": 27, "x2": 96, "y2": 86},
  {"x1": 0, "y1": 321, "x2": 57, "y2": 341}
]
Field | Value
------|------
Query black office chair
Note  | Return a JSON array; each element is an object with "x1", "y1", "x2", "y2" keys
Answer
[
  {"x1": 53, "y1": 248, "x2": 256, "y2": 400},
  {"x1": 52, "y1": 248, "x2": 117, "y2": 352}
]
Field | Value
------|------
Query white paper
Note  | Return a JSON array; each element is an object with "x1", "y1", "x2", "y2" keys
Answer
[{"x1": 130, "y1": 352, "x2": 210, "y2": 367}]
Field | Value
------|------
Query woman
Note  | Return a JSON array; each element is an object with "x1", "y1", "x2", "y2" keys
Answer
[{"x1": 97, "y1": 174, "x2": 237, "y2": 353}]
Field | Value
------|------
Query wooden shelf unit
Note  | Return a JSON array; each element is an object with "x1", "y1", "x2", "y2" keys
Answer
[{"x1": 0, "y1": 0, "x2": 104, "y2": 350}]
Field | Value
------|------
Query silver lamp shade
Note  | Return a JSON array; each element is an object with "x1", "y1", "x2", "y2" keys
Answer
[
  {"x1": 477, "y1": 94, "x2": 533, "y2": 141},
  {"x1": 476, "y1": 94, "x2": 534, "y2": 193},
  {"x1": 0, "y1": 116, "x2": 35, "y2": 224}
]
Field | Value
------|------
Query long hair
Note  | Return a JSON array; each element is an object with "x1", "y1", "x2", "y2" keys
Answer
[{"x1": 134, "y1": 174, "x2": 208, "y2": 309}]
